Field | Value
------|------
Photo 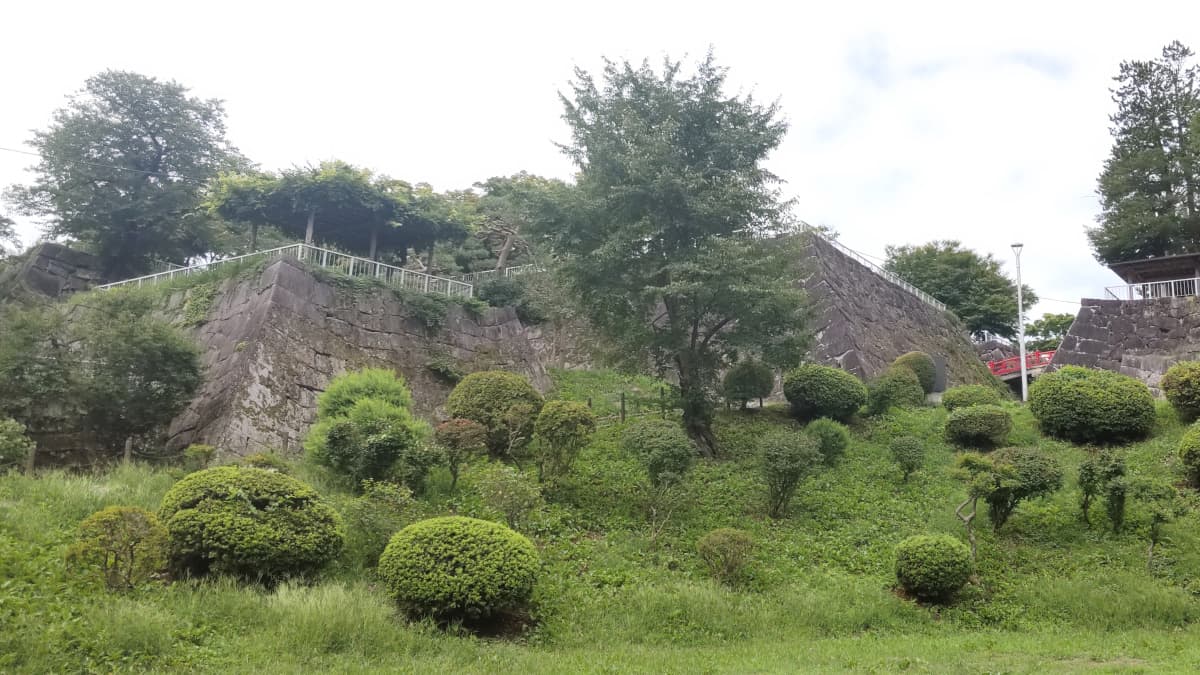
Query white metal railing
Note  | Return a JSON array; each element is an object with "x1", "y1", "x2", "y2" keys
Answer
[
  {"x1": 809, "y1": 229, "x2": 948, "y2": 311},
  {"x1": 1105, "y1": 277, "x2": 1200, "y2": 301},
  {"x1": 454, "y1": 264, "x2": 539, "y2": 283},
  {"x1": 95, "y1": 243, "x2": 475, "y2": 298}
]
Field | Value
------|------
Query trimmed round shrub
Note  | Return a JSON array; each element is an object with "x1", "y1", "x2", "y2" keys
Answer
[
  {"x1": 867, "y1": 367, "x2": 926, "y2": 416},
  {"x1": 979, "y1": 447, "x2": 1064, "y2": 530},
  {"x1": 1179, "y1": 423, "x2": 1200, "y2": 486},
  {"x1": 1162, "y1": 361, "x2": 1200, "y2": 423},
  {"x1": 534, "y1": 400, "x2": 597, "y2": 481},
  {"x1": 895, "y1": 534, "x2": 972, "y2": 602},
  {"x1": 1028, "y1": 366, "x2": 1155, "y2": 444},
  {"x1": 761, "y1": 429, "x2": 823, "y2": 519},
  {"x1": 446, "y1": 371, "x2": 545, "y2": 456},
  {"x1": 941, "y1": 384, "x2": 1002, "y2": 412},
  {"x1": 696, "y1": 528, "x2": 755, "y2": 585},
  {"x1": 944, "y1": 404, "x2": 1011, "y2": 449},
  {"x1": 434, "y1": 418, "x2": 488, "y2": 489},
  {"x1": 377, "y1": 516, "x2": 539, "y2": 620},
  {"x1": 893, "y1": 351, "x2": 936, "y2": 394},
  {"x1": 318, "y1": 368, "x2": 414, "y2": 419},
  {"x1": 722, "y1": 360, "x2": 775, "y2": 408},
  {"x1": 890, "y1": 436, "x2": 924, "y2": 480},
  {"x1": 805, "y1": 418, "x2": 850, "y2": 466},
  {"x1": 782, "y1": 364, "x2": 867, "y2": 422},
  {"x1": 158, "y1": 466, "x2": 344, "y2": 582},
  {"x1": 305, "y1": 397, "x2": 431, "y2": 491},
  {"x1": 67, "y1": 506, "x2": 167, "y2": 590},
  {"x1": 239, "y1": 451, "x2": 290, "y2": 473},
  {"x1": 621, "y1": 419, "x2": 695, "y2": 487}
]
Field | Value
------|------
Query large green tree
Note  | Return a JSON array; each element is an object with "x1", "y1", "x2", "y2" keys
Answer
[
  {"x1": 537, "y1": 55, "x2": 809, "y2": 455},
  {"x1": 4, "y1": 71, "x2": 243, "y2": 277},
  {"x1": 1091, "y1": 41, "x2": 1200, "y2": 264},
  {"x1": 884, "y1": 240, "x2": 1036, "y2": 339},
  {"x1": 1025, "y1": 312, "x2": 1075, "y2": 352}
]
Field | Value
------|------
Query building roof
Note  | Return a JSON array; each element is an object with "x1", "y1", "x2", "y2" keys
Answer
[{"x1": 1107, "y1": 252, "x2": 1200, "y2": 284}]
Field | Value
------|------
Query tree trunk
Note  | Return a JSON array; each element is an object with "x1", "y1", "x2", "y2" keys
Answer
[
  {"x1": 123, "y1": 437, "x2": 133, "y2": 465},
  {"x1": 955, "y1": 496, "x2": 978, "y2": 562},
  {"x1": 425, "y1": 243, "x2": 436, "y2": 270},
  {"x1": 24, "y1": 445, "x2": 35, "y2": 475},
  {"x1": 250, "y1": 222, "x2": 259, "y2": 250},
  {"x1": 304, "y1": 208, "x2": 316, "y2": 244},
  {"x1": 674, "y1": 353, "x2": 717, "y2": 457},
  {"x1": 369, "y1": 226, "x2": 378, "y2": 260},
  {"x1": 495, "y1": 228, "x2": 518, "y2": 271}
]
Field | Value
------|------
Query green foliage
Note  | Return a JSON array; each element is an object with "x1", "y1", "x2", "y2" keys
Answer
[
  {"x1": 317, "y1": 368, "x2": 414, "y2": 420},
  {"x1": 239, "y1": 451, "x2": 290, "y2": 473},
  {"x1": 3, "y1": 70, "x2": 244, "y2": 277},
  {"x1": 0, "y1": 304, "x2": 77, "y2": 433},
  {"x1": 944, "y1": 404, "x2": 1012, "y2": 449},
  {"x1": 425, "y1": 355, "x2": 464, "y2": 384},
  {"x1": 1091, "y1": 42, "x2": 1200, "y2": 264},
  {"x1": 958, "y1": 447, "x2": 1064, "y2": 531},
  {"x1": 890, "y1": 437, "x2": 925, "y2": 481},
  {"x1": 470, "y1": 463, "x2": 544, "y2": 530},
  {"x1": 0, "y1": 418, "x2": 35, "y2": 469},
  {"x1": 377, "y1": 516, "x2": 540, "y2": 620},
  {"x1": 1178, "y1": 423, "x2": 1200, "y2": 486},
  {"x1": 533, "y1": 400, "x2": 597, "y2": 482},
  {"x1": 1078, "y1": 449, "x2": 1128, "y2": 530},
  {"x1": 446, "y1": 371, "x2": 545, "y2": 457},
  {"x1": 867, "y1": 367, "x2": 926, "y2": 416},
  {"x1": 1029, "y1": 366, "x2": 1155, "y2": 444},
  {"x1": 433, "y1": 418, "x2": 487, "y2": 489},
  {"x1": 1025, "y1": 312, "x2": 1075, "y2": 352},
  {"x1": 339, "y1": 479, "x2": 416, "y2": 572},
  {"x1": 696, "y1": 528, "x2": 754, "y2": 586},
  {"x1": 538, "y1": 54, "x2": 810, "y2": 455},
  {"x1": 892, "y1": 352, "x2": 936, "y2": 394},
  {"x1": 476, "y1": 276, "x2": 546, "y2": 324},
  {"x1": 760, "y1": 429, "x2": 822, "y2": 518},
  {"x1": 622, "y1": 419, "x2": 695, "y2": 488},
  {"x1": 1162, "y1": 361, "x2": 1200, "y2": 423},
  {"x1": 805, "y1": 417, "x2": 850, "y2": 466},
  {"x1": 783, "y1": 364, "x2": 866, "y2": 422},
  {"x1": 894, "y1": 534, "x2": 972, "y2": 602},
  {"x1": 181, "y1": 282, "x2": 217, "y2": 327},
  {"x1": 884, "y1": 240, "x2": 1037, "y2": 339},
  {"x1": 158, "y1": 466, "x2": 344, "y2": 582},
  {"x1": 306, "y1": 398, "x2": 431, "y2": 492},
  {"x1": 66, "y1": 506, "x2": 167, "y2": 590},
  {"x1": 181, "y1": 443, "x2": 216, "y2": 471},
  {"x1": 722, "y1": 360, "x2": 775, "y2": 408},
  {"x1": 941, "y1": 384, "x2": 1002, "y2": 412}
]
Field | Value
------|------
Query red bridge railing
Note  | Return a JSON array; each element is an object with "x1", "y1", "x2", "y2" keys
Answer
[{"x1": 988, "y1": 350, "x2": 1055, "y2": 377}]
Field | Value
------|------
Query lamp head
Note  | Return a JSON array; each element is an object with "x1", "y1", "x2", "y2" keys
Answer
[{"x1": 1011, "y1": 243, "x2": 1024, "y2": 255}]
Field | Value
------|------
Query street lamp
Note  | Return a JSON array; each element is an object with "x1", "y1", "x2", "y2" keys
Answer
[{"x1": 1012, "y1": 243, "x2": 1028, "y2": 402}]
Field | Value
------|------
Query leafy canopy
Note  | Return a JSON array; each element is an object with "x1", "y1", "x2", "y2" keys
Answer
[
  {"x1": 884, "y1": 240, "x2": 1036, "y2": 339},
  {"x1": 538, "y1": 53, "x2": 808, "y2": 454},
  {"x1": 1091, "y1": 41, "x2": 1200, "y2": 264},
  {"x1": 4, "y1": 70, "x2": 243, "y2": 277},
  {"x1": 1025, "y1": 312, "x2": 1075, "y2": 352}
]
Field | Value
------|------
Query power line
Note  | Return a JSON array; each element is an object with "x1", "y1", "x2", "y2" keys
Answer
[{"x1": 0, "y1": 145, "x2": 207, "y2": 184}]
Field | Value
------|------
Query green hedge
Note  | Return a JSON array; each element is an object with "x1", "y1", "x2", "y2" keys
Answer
[
  {"x1": 782, "y1": 364, "x2": 866, "y2": 422},
  {"x1": 446, "y1": 371, "x2": 545, "y2": 457},
  {"x1": 867, "y1": 367, "x2": 926, "y2": 416},
  {"x1": 1028, "y1": 366, "x2": 1154, "y2": 444},
  {"x1": 941, "y1": 384, "x2": 1001, "y2": 412},
  {"x1": 944, "y1": 404, "x2": 1011, "y2": 449},
  {"x1": 377, "y1": 516, "x2": 539, "y2": 620},
  {"x1": 805, "y1": 418, "x2": 850, "y2": 466},
  {"x1": 895, "y1": 534, "x2": 972, "y2": 602},
  {"x1": 158, "y1": 466, "x2": 344, "y2": 582},
  {"x1": 1180, "y1": 423, "x2": 1200, "y2": 486},
  {"x1": 893, "y1": 351, "x2": 936, "y2": 394},
  {"x1": 1163, "y1": 361, "x2": 1200, "y2": 423}
]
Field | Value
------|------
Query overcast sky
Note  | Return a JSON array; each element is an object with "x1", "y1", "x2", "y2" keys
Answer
[{"x1": 3, "y1": 1, "x2": 1200, "y2": 320}]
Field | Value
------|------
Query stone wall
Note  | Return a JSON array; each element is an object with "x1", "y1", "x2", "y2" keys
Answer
[
  {"x1": 1052, "y1": 296, "x2": 1200, "y2": 394},
  {"x1": 166, "y1": 258, "x2": 549, "y2": 457},
  {"x1": 0, "y1": 242, "x2": 106, "y2": 301},
  {"x1": 803, "y1": 233, "x2": 996, "y2": 386}
]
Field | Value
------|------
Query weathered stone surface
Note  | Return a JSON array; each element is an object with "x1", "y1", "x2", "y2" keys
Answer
[
  {"x1": 166, "y1": 258, "x2": 549, "y2": 457},
  {"x1": 0, "y1": 242, "x2": 107, "y2": 301},
  {"x1": 802, "y1": 234, "x2": 995, "y2": 386},
  {"x1": 1052, "y1": 296, "x2": 1200, "y2": 394}
]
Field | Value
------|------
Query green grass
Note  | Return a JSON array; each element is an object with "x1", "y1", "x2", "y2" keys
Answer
[{"x1": 5, "y1": 395, "x2": 1200, "y2": 672}]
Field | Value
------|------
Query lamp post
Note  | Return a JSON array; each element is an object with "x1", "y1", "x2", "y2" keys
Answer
[{"x1": 1012, "y1": 243, "x2": 1028, "y2": 402}]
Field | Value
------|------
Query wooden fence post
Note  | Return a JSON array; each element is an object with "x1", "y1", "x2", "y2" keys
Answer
[{"x1": 620, "y1": 392, "x2": 626, "y2": 423}]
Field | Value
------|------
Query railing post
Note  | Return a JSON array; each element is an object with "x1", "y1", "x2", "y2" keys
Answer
[
  {"x1": 424, "y1": 274, "x2": 430, "y2": 293},
  {"x1": 348, "y1": 258, "x2": 355, "y2": 277}
]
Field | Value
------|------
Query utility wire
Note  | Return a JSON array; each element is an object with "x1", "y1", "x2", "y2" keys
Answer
[{"x1": 0, "y1": 145, "x2": 207, "y2": 184}]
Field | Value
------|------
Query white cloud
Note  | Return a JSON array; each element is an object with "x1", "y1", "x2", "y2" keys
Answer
[{"x1": 2, "y1": 0, "x2": 1199, "y2": 319}]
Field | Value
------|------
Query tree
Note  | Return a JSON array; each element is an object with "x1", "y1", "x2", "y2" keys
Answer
[
  {"x1": 0, "y1": 214, "x2": 19, "y2": 258},
  {"x1": 884, "y1": 240, "x2": 1037, "y2": 339},
  {"x1": 474, "y1": 173, "x2": 574, "y2": 271},
  {"x1": 538, "y1": 54, "x2": 809, "y2": 455},
  {"x1": 1091, "y1": 42, "x2": 1200, "y2": 264},
  {"x1": 4, "y1": 70, "x2": 243, "y2": 277},
  {"x1": 1025, "y1": 312, "x2": 1075, "y2": 351}
]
